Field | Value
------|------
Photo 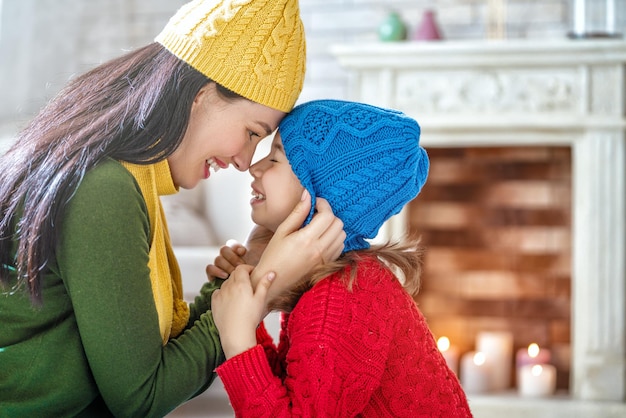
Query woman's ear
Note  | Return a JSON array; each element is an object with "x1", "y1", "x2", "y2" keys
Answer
[{"x1": 193, "y1": 82, "x2": 215, "y2": 106}]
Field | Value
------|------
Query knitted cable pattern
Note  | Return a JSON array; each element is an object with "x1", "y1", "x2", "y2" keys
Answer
[
  {"x1": 156, "y1": 0, "x2": 305, "y2": 112},
  {"x1": 279, "y1": 100, "x2": 430, "y2": 252}
]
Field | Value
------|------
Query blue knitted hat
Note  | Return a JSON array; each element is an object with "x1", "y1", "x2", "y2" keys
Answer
[{"x1": 278, "y1": 99, "x2": 429, "y2": 253}]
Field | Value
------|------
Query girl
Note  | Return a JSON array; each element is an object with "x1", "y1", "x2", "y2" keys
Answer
[
  {"x1": 0, "y1": 1, "x2": 345, "y2": 416},
  {"x1": 211, "y1": 100, "x2": 473, "y2": 417}
]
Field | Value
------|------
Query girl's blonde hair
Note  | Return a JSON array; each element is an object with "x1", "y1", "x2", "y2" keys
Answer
[{"x1": 271, "y1": 238, "x2": 424, "y2": 313}]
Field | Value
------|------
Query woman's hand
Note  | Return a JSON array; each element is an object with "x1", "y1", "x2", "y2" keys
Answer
[
  {"x1": 251, "y1": 189, "x2": 345, "y2": 303},
  {"x1": 211, "y1": 264, "x2": 275, "y2": 359}
]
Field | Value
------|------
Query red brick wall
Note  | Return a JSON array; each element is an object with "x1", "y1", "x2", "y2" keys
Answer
[{"x1": 409, "y1": 146, "x2": 572, "y2": 389}]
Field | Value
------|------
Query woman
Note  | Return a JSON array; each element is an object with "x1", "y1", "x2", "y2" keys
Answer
[{"x1": 0, "y1": 1, "x2": 345, "y2": 416}]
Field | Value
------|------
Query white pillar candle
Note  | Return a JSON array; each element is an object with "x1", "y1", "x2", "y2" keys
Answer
[
  {"x1": 518, "y1": 364, "x2": 556, "y2": 397},
  {"x1": 437, "y1": 336, "x2": 459, "y2": 375},
  {"x1": 460, "y1": 351, "x2": 490, "y2": 394},
  {"x1": 515, "y1": 343, "x2": 552, "y2": 387},
  {"x1": 476, "y1": 331, "x2": 513, "y2": 391}
]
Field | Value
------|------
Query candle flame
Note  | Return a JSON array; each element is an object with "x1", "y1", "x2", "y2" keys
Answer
[
  {"x1": 528, "y1": 343, "x2": 540, "y2": 358},
  {"x1": 531, "y1": 364, "x2": 543, "y2": 376},
  {"x1": 473, "y1": 351, "x2": 486, "y2": 366},
  {"x1": 437, "y1": 336, "x2": 450, "y2": 352}
]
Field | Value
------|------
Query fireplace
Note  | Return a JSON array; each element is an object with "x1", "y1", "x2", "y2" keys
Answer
[
  {"x1": 411, "y1": 145, "x2": 572, "y2": 391},
  {"x1": 331, "y1": 39, "x2": 626, "y2": 416}
]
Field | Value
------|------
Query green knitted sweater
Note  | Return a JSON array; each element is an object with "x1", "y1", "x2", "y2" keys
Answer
[{"x1": 0, "y1": 159, "x2": 224, "y2": 417}]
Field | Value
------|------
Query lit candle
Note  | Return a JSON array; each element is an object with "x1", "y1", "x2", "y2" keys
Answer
[
  {"x1": 437, "y1": 336, "x2": 460, "y2": 375},
  {"x1": 460, "y1": 351, "x2": 490, "y2": 394},
  {"x1": 518, "y1": 364, "x2": 556, "y2": 397},
  {"x1": 515, "y1": 343, "x2": 552, "y2": 387},
  {"x1": 476, "y1": 331, "x2": 513, "y2": 391}
]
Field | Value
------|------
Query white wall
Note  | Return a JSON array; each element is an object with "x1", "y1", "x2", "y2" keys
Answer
[{"x1": 0, "y1": 0, "x2": 587, "y2": 132}]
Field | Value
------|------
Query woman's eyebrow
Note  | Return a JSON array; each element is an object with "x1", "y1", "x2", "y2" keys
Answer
[{"x1": 256, "y1": 121, "x2": 273, "y2": 136}]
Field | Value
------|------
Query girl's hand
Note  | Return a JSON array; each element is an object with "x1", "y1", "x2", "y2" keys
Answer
[
  {"x1": 211, "y1": 264, "x2": 275, "y2": 359},
  {"x1": 205, "y1": 225, "x2": 274, "y2": 280},
  {"x1": 251, "y1": 190, "x2": 346, "y2": 303},
  {"x1": 205, "y1": 241, "x2": 247, "y2": 280}
]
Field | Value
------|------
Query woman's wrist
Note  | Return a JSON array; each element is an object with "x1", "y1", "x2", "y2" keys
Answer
[{"x1": 251, "y1": 259, "x2": 296, "y2": 307}]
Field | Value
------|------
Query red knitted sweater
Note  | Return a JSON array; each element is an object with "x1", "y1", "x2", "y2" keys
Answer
[{"x1": 216, "y1": 257, "x2": 472, "y2": 417}]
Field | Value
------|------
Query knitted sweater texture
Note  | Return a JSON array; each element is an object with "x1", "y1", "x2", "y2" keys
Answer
[
  {"x1": 121, "y1": 160, "x2": 189, "y2": 343},
  {"x1": 217, "y1": 257, "x2": 473, "y2": 417}
]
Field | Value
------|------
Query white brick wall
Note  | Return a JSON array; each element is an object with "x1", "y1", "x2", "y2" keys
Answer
[
  {"x1": 1, "y1": 0, "x2": 622, "y2": 127},
  {"x1": 297, "y1": 0, "x2": 574, "y2": 102},
  {"x1": 0, "y1": 0, "x2": 185, "y2": 128}
]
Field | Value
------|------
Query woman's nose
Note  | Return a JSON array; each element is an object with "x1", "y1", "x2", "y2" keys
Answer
[{"x1": 231, "y1": 147, "x2": 255, "y2": 171}]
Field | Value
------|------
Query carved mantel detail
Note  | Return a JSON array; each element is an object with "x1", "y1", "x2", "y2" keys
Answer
[{"x1": 395, "y1": 70, "x2": 579, "y2": 114}]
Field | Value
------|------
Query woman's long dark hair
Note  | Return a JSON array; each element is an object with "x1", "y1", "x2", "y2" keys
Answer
[{"x1": 0, "y1": 42, "x2": 239, "y2": 305}]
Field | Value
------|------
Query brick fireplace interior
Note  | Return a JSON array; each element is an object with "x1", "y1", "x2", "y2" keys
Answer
[{"x1": 409, "y1": 145, "x2": 571, "y2": 390}]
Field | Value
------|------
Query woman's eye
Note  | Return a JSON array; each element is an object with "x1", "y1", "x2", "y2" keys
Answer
[{"x1": 249, "y1": 131, "x2": 260, "y2": 140}]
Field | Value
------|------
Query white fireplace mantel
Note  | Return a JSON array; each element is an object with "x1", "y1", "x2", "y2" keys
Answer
[{"x1": 330, "y1": 39, "x2": 626, "y2": 417}]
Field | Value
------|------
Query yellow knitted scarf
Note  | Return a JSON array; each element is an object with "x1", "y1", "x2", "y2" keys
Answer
[{"x1": 121, "y1": 160, "x2": 190, "y2": 344}]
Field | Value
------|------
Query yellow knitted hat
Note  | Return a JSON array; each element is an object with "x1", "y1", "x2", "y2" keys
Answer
[{"x1": 156, "y1": 0, "x2": 306, "y2": 112}]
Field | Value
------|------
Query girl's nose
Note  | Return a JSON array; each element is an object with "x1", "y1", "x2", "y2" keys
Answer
[{"x1": 249, "y1": 158, "x2": 266, "y2": 178}]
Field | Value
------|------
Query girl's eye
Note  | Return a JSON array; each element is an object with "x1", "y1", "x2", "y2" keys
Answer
[
  {"x1": 269, "y1": 159, "x2": 278, "y2": 163},
  {"x1": 249, "y1": 131, "x2": 260, "y2": 140}
]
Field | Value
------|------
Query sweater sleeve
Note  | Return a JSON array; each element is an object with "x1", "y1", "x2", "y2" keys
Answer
[
  {"x1": 256, "y1": 320, "x2": 289, "y2": 379},
  {"x1": 216, "y1": 277, "x2": 390, "y2": 417},
  {"x1": 188, "y1": 278, "x2": 225, "y2": 324},
  {"x1": 57, "y1": 160, "x2": 224, "y2": 417}
]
